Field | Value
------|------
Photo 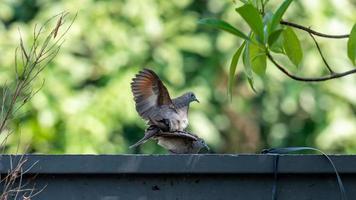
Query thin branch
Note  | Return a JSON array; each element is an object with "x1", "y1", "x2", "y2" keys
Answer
[
  {"x1": 1, "y1": 82, "x2": 8, "y2": 120},
  {"x1": 22, "y1": 160, "x2": 39, "y2": 175},
  {"x1": 13, "y1": 167, "x2": 23, "y2": 200},
  {"x1": 280, "y1": 20, "x2": 349, "y2": 39},
  {"x1": 0, "y1": 131, "x2": 12, "y2": 152},
  {"x1": 41, "y1": 12, "x2": 77, "y2": 57},
  {"x1": 0, "y1": 82, "x2": 23, "y2": 133},
  {"x1": 267, "y1": 52, "x2": 356, "y2": 82},
  {"x1": 13, "y1": 80, "x2": 45, "y2": 115},
  {"x1": 0, "y1": 12, "x2": 75, "y2": 200},
  {"x1": 14, "y1": 47, "x2": 19, "y2": 81},
  {"x1": 308, "y1": 32, "x2": 335, "y2": 74},
  {"x1": 0, "y1": 12, "x2": 75, "y2": 135},
  {"x1": 27, "y1": 184, "x2": 47, "y2": 199},
  {"x1": 18, "y1": 29, "x2": 29, "y2": 61}
]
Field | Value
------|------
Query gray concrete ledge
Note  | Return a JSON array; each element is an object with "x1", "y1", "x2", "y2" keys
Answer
[
  {"x1": 0, "y1": 154, "x2": 355, "y2": 200},
  {"x1": 0, "y1": 154, "x2": 354, "y2": 174}
]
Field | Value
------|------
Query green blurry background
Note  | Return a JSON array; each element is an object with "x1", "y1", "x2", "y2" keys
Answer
[{"x1": 0, "y1": 0, "x2": 355, "y2": 154}]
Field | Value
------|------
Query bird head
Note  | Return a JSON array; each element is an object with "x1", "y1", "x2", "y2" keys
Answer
[
  {"x1": 193, "y1": 138, "x2": 209, "y2": 153},
  {"x1": 184, "y1": 92, "x2": 199, "y2": 104}
]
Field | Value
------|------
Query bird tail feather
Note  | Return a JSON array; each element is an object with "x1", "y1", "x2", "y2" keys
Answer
[{"x1": 129, "y1": 126, "x2": 160, "y2": 149}]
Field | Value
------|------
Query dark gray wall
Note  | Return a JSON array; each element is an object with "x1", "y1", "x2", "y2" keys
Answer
[{"x1": 0, "y1": 154, "x2": 354, "y2": 200}]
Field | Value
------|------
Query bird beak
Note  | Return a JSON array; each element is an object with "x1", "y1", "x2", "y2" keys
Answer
[{"x1": 195, "y1": 98, "x2": 200, "y2": 103}]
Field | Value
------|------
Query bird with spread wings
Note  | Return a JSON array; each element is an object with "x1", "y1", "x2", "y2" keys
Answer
[{"x1": 129, "y1": 68, "x2": 208, "y2": 153}]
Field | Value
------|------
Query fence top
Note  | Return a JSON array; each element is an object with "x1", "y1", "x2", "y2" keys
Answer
[{"x1": 0, "y1": 154, "x2": 354, "y2": 174}]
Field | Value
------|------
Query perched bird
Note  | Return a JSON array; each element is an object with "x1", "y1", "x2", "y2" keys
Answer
[
  {"x1": 130, "y1": 68, "x2": 206, "y2": 153},
  {"x1": 130, "y1": 125, "x2": 209, "y2": 154},
  {"x1": 156, "y1": 131, "x2": 209, "y2": 154},
  {"x1": 131, "y1": 68, "x2": 199, "y2": 132}
]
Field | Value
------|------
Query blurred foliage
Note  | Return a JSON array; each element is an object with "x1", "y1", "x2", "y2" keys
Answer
[{"x1": 0, "y1": 0, "x2": 355, "y2": 154}]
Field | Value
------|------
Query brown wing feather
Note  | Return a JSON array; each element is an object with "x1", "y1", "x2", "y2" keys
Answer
[{"x1": 131, "y1": 68, "x2": 173, "y2": 120}]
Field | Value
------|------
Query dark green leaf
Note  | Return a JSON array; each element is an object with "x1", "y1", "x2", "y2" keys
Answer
[
  {"x1": 228, "y1": 42, "x2": 245, "y2": 100},
  {"x1": 235, "y1": 4, "x2": 264, "y2": 43},
  {"x1": 347, "y1": 23, "x2": 356, "y2": 66},
  {"x1": 198, "y1": 18, "x2": 250, "y2": 41},
  {"x1": 268, "y1": 29, "x2": 284, "y2": 47},
  {"x1": 283, "y1": 27, "x2": 303, "y2": 67},
  {"x1": 270, "y1": 32, "x2": 284, "y2": 54},
  {"x1": 268, "y1": 0, "x2": 293, "y2": 34}
]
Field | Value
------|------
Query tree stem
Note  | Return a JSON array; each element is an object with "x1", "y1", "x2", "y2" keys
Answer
[
  {"x1": 267, "y1": 52, "x2": 356, "y2": 82},
  {"x1": 280, "y1": 20, "x2": 349, "y2": 39}
]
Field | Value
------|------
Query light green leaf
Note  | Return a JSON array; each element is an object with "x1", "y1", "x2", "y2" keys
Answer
[
  {"x1": 268, "y1": 0, "x2": 293, "y2": 34},
  {"x1": 242, "y1": 36, "x2": 258, "y2": 92},
  {"x1": 347, "y1": 23, "x2": 356, "y2": 66},
  {"x1": 263, "y1": 11, "x2": 274, "y2": 25},
  {"x1": 247, "y1": 77, "x2": 257, "y2": 93},
  {"x1": 250, "y1": 42, "x2": 266, "y2": 76},
  {"x1": 263, "y1": 11, "x2": 274, "y2": 41},
  {"x1": 229, "y1": 42, "x2": 245, "y2": 100},
  {"x1": 235, "y1": 4, "x2": 264, "y2": 43},
  {"x1": 243, "y1": 39, "x2": 253, "y2": 78},
  {"x1": 283, "y1": 27, "x2": 303, "y2": 67},
  {"x1": 198, "y1": 18, "x2": 250, "y2": 41},
  {"x1": 243, "y1": 34, "x2": 266, "y2": 77}
]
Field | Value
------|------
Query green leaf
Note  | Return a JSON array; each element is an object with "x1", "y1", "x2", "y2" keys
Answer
[
  {"x1": 270, "y1": 32, "x2": 284, "y2": 54},
  {"x1": 239, "y1": 0, "x2": 249, "y2": 3},
  {"x1": 263, "y1": 11, "x2": 274, "y2": 25},
  {"x1": 228, "y1": 42, "x2": 246, "y2": 100},
  {"x1": 247, "y1": 76, "x2": 257, "y2": 93},
  {"x1": 250, "y1": 42, "x2": 266, "y2": 76},
  {"x1": 268, "y1": 0, "x2": 293, "y2": 34},
  {"x1": 235, "y1": 4, "x2": 264, "y2": 43},
  {"x1": 347, "y1": 23, "x2": 356, "y2": 66},
  {"x1": 243, "y1": 39, "x2": 253, "y2": 78},
  {"x1": 263, "y1": 11, "x2": 274, "y2": 41},
  {"x1": 243, "y1": 34, "x2": 266, "y2": 77},
  {"x1": 198, "y1": 18, "x2": 250, "y2": 41},
  {"x1": 242, "y1": 35, "x2": 258, "y2": 92},
  {"x1": 268, "y1": 29, "x2": 284, "y2": 47},
  {"x1": 283, "y1": 27, "x2": 303, "y2": 67}
]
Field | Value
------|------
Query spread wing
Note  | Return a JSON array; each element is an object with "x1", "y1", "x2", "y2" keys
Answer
[{"x1": 131, "y1": 68, "x2": 173, "y2": 120}]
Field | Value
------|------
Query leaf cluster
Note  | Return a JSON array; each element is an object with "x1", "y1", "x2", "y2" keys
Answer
[{"x1": 199, "y1": 0, "x2": 356, "y2": 97}]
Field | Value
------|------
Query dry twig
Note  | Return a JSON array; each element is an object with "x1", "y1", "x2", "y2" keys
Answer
[{"x1": 0, "y1": 11, "x2": 76, "y2": 200}]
